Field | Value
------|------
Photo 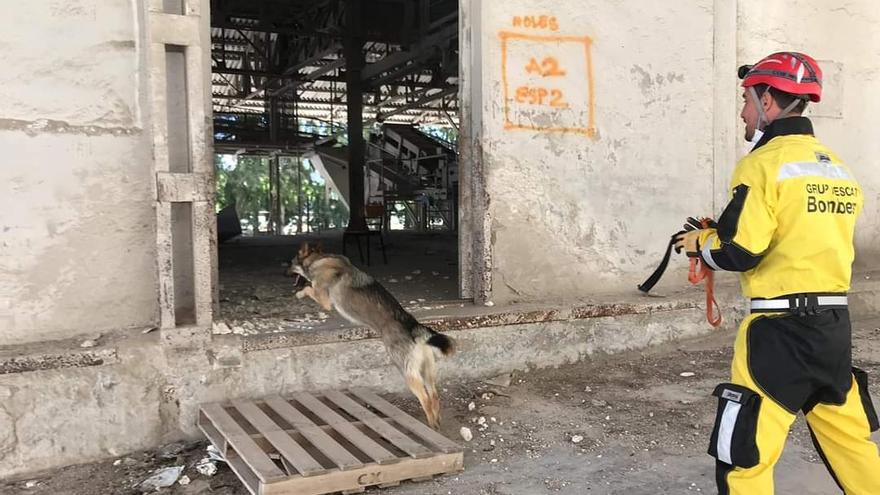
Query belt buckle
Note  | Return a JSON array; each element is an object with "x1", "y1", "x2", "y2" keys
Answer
[
  {"x1": 805, "y1": 294, "x2": 819, "y2": 315},
  {"x1": 789, "y1": 294, "x2": 809, "y2": 316}
]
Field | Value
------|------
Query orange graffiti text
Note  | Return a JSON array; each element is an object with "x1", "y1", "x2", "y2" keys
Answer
[{"x1": 512, "y1": 15, "x2": 559, "y2": 31}]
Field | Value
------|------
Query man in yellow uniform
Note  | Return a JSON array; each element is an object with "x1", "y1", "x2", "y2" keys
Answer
[{"x1": 675, "y1": 52, "x2": 880, "y2": 494}]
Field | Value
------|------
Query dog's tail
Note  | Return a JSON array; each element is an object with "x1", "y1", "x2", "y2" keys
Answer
[{"x1": 416, "y1": 325, "x2": 456, "y2": 357}]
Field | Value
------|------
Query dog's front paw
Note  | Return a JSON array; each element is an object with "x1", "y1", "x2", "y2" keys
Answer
[{"x1": 295, "y1": 289, "x2": 307, "y2": 299}]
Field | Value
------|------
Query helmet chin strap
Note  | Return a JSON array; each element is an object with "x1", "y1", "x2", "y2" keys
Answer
[
  {"x1": 748, "y1": 86, "x2": 769, "y2": 132},
  {"x1": 748, "y1": 86, "x2": 806, "y2": 133}
]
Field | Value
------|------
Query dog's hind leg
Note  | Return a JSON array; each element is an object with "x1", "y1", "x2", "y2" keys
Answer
[
  {"x1": 405, "y1": 373, "x2": 437, "y2": 429},
  {"x1": 421, "y1": 351, "x2": 441, "y2": 428},
  {"x1": 405, "y1": 354, "x2": 438, "y2": 429}
]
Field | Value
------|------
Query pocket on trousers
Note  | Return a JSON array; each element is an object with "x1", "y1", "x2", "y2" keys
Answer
[{"x1": 708, "y1": 383, "x2": 762, "y2": 468}]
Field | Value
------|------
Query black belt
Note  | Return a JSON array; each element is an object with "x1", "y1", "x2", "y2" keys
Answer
[{"x1": 750, "y1": 293, "x2": 848, "y2": 315}]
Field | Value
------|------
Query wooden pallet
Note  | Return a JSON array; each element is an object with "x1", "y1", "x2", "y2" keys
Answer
[{"x1": 198, "y1": 388, "x2": 464, "y2": 495}]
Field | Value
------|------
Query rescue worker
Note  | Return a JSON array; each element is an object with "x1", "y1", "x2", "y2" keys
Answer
[{"x1": 675, "y1": 52, "x2": 880, "y2": 494}]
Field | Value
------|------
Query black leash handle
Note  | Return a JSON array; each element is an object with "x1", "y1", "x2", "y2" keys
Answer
[{"x1": 638, "y1": 234, "x2": 678, "y2": 293}]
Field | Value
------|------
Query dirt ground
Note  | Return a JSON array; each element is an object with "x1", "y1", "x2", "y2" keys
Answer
[{"x1": 5, "y1": 318, "x2": 880, "y2": 495}]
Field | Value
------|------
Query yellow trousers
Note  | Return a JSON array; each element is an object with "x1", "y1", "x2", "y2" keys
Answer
[{"x1": 713, "y1": 312, "x2": 880, "y2": 494}]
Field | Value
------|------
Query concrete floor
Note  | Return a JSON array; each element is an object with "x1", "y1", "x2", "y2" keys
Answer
[{"x1": 7, "y1": 318, "x2": 879, "y2": 495}]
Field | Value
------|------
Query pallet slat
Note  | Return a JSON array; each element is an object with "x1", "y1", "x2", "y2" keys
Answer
[
  {"x1": 200, "y1": 403, "x2": 287, "y2": 482},
  {"x1": 321, "y1": 390, "x2": 433, "y2": 459},
  {"x1": 350, "y1": 388, "x2": 462, "y2": 453},
  {"x1": 232, "y1": 401, "x2": 328, "y2": 477},
  {"x1": 263, "y1": 396, "x2": 364, "y2": 471},
  {"x1": 293, "y1": 392, "x2": 400, "y2": 465}
]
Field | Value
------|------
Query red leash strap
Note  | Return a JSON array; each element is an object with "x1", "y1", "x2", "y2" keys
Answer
[{"x1": 688, "y1": 219, "x2": 723, "y2": 328}]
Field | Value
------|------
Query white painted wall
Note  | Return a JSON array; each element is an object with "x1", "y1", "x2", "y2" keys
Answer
[
  {"x1": 472, "y1": 0, "x2": 717, "y2": 303},
  {"x1": 0, "y1": 0, "x2": 157, "y2": 344}
]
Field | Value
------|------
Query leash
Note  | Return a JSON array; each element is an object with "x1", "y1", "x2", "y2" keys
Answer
[{"x1": 639, "y1": 218, "x2": 722, "y2": 328}]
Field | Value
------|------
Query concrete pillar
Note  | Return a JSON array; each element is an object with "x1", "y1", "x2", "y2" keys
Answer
[
  {"x1": 147, "y1": 0, "x2": 216, "y2": 335},
  {"x1": 344, "y1": 0, "x2": 368, "y2": 232}
]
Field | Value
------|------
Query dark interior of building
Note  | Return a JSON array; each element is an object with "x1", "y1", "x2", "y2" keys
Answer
[{"x1": 209, "y1": 0, "x2": 462, "y2": 329}]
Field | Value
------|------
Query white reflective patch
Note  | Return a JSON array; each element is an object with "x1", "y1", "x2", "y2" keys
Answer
[
  {"x1": 701, "y1": 234, "x2": 723, "y2": 272},
  {"x1": 717, "y1": 401, "x2": 741, "y2": 465},
  {"x1": 777, "y1": 161, "x2": 852, "y2": 182},
  {"x1": 796, "y1": 63, "x2": 805, "y2": 84}
]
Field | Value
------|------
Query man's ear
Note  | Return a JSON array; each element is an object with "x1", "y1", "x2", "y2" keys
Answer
[{"x1": 761, "y1": 90, "x2": 775, "y2": 112}]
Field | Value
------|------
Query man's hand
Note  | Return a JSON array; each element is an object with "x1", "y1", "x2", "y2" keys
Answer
[
  {"x1": 685, "y1": 216, "x2": 717, "y2": 231},
  {"x1": 674, "y1": 216, "x2": 717, "y2": 256},
  {"x1": 674, "y1": 229, "x2": 702, "y2": 257}
]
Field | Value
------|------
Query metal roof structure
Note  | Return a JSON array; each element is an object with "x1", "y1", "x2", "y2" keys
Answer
[{"x1": 210, "y1": 0, "x2": 459, "y2": 151}]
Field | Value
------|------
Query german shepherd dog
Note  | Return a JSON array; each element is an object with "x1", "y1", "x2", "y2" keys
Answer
[{"x1": 287, "y1": 242, "x2": 456, "y2": 429}]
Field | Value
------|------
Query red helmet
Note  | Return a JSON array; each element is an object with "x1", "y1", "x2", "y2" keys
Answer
[{"x1": 738, "y1": 52, "x2": 823, "y2": 102}]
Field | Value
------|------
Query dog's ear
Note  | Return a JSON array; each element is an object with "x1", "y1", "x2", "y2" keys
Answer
[
  {"x1": 298, "y1": 242, "x2": 311, "y2": 258},
  {"x1": 313, "y1": 241, "x2": 324, "y2": 253}
]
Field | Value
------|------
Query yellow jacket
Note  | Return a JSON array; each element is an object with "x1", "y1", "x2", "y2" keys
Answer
[{"x1": 698, "y1": 117, "x2": 862, "y2": 298}]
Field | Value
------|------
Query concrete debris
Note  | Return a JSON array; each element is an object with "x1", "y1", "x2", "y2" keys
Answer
[
  {"x1": 468, "y1": 401, "x2": 476, "y2": 411},
  {"x1": 195, "y1": 458, "x2": 218, "y2": 477},
  {"x1": 25, "y1": 480, "x2": 38, "y2": 488},
  {"x1": 412, "y1": 270, "x2": 421, "y2": 275},
  {"x1": 404, "y1": 275, "x2": 413, "y2": 281},
  {"x1": 485, "y1": 373, "x2": 512, "y2": 388},
  {"x1": 459, "y1": 427, "x2": 473, "y2": 442},
  {"x1": 79, "y1": 339, "x2": 99, "y2": 348},
  {"x1": 142, "y1": 327, "x2": 158, "y2": 334},
  {"x1": 484, "y1": 301, "x2": 495, "y2": 307},
  {"x1": 679, "y1": 372, "x2": 696, "y2": 377},
  {"x1": 212, "y1": 322, "x2": 232, "y2": 335},
  {"x1": 113, "y1": 459, "x2": 122, "y2": 466},
  {"x1": 206, "y1": 444, "x2": 226, "y2": 462},
  {"x1": 571, "y1": 435, "x2": 585, "y2": 444},
  {"x1": 178, "y1": 475, "x2": 191, "y2": 485},
  {"x1": 139, "y1": 466, "x2": 183, "y2": 492},
  {"x1": 388, "y1": 278, "x2": 399, "y2": 283}
]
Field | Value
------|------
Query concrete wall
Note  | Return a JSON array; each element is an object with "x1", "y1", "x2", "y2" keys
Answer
[
  {"x1": 0, "y1": 0, "x2": 157, "y2": 344},
  {"x1": 0, "y1": 293, "x2": 730, "y2": 478},
  {"x1": 467, "y1": 0, "x2": 880, "y2": 305},
  {"x1": 467, "y1": 0, "x2": 717, "y2": 303}
]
